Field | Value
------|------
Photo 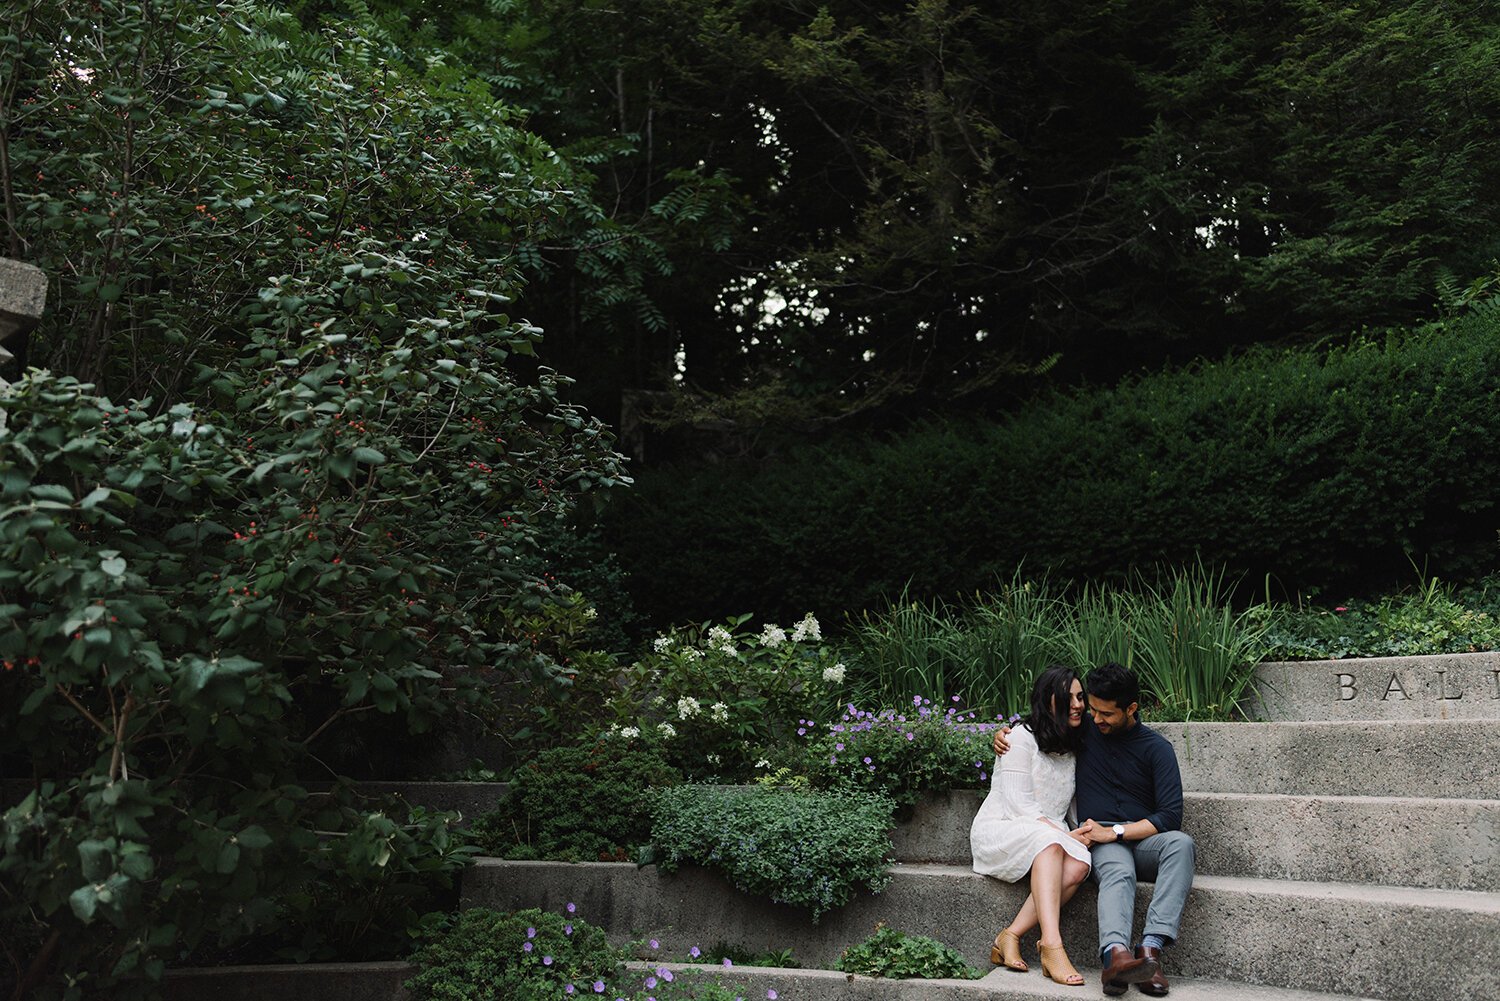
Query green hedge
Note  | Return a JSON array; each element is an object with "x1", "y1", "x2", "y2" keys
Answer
[{"x1": 607, "y1": 308, "x2": 1500, "y2": 628}]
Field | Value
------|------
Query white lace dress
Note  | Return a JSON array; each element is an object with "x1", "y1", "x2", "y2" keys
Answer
[{"x1": 970, "y1": 724, "x2": 1091, "y2": 881}]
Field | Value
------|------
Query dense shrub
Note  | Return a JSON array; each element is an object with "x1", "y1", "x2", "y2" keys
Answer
[
  {"x1": 650, "y1": 785, "x2": 894, "y2": 921},
  {"x1": 470, "y1": 742, "x2": 681, "y2": 862},
  {"x1": 609, "y1": 310, "x2": 1500, "y2": 627},
  {"x1": 0, "y1": 5, "x2": 627, "y2": 995}
]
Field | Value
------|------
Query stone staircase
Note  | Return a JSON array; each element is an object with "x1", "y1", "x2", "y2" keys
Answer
[{"x1": 462, "y1": 651, "x2": 1500, "y2": 1001}]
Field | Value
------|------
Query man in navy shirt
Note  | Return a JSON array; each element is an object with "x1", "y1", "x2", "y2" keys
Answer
[{"x1": 996, "y1": 662, "x2": 1194, "y2": 996}]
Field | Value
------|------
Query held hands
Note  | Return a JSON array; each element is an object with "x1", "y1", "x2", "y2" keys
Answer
[{"x1": 1069, "y1": 819, "x2": 1114, "y2": 845}]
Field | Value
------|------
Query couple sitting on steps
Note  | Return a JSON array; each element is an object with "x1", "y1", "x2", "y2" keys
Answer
[{"x1": 972, "y1": 661, "x2": 1194, "y2": 996}]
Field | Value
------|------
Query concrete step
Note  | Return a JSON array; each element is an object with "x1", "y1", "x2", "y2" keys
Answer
[
  {"x1": 1249, "y1": 652, "x2": 1500, "y2": 721},
  {"x1": 462, "y1": 860, "x2": 1500, "y2": 1001},
  {"x1": 1162, "y1": 719, "x2": 1500, "y2": 798},
  {"x1": 894, "y1": 790, "x2": 1500, "y2": 891},
  {"x1": 621, "y1": 961, "x2": 1386, "y2": 1001}
]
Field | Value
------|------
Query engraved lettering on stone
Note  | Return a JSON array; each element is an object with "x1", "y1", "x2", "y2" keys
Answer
[
  {"x1": 1435, "y1": 670, "x2": 1464, "y2": 700},
  {"x1": 1379, "y1": 674, "x2": 1410, "y2": 701},
  {"x1": 1492, "y1": 669, "x2": 1500, "y2": 700},
  {"x1": 1336, "y1": 673, "x2": 1357, "y2": 701}
]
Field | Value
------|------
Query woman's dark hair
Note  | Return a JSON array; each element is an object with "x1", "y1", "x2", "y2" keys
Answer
[
  {"x1": 1024, "y1": 664, "x2": 1084, "y2": 755},
  {"x1": 1086, "y1": 661, "x2": 1140, "y2": 710}
]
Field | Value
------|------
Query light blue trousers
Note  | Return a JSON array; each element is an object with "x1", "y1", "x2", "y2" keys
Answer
[{"x1": 1091, "y1": 830, "x2": 1195, "y2": 959}]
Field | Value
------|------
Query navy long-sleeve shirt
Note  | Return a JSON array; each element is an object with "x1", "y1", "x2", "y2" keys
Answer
[{"x1": 1074, "y1": 718, "x2": 1184, "y2": 833}]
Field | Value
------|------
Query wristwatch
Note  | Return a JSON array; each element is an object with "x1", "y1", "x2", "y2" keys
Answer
[{"x1": 1112, "y1": 824, "x2": 1127, "y2": 842}]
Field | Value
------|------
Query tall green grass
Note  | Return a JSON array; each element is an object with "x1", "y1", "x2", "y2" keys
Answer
[
  {"x1": 1124, "y1": 564, "x2": 1271, "y2": 719},
  {"x1": 843, "y1": 565, "x2": 1270, "y2": 721}
]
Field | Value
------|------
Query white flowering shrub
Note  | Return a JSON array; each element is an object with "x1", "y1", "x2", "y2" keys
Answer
[{"x1": 601, "y1": 614, "x2": 849, "y2": 780}]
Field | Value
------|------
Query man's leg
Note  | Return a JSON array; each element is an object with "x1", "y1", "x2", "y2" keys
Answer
[
  {"x1": 1131, "y1": 831, "x2": 1196, "y2": 943},
  {"x1": 1128, "y1": 831, "x2": 1195, "y2": 997},
  {"x1": 1090, "y1": 841, "x2": 1138, "y2": 958}
]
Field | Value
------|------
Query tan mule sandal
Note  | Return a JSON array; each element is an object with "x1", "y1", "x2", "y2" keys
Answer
[
  {"x1": 1039, "y1": 943, "x2": 1085, "y2": 986},
  {"x1": 991, "y1": 930, "x2": 1027, "y2": 972}
]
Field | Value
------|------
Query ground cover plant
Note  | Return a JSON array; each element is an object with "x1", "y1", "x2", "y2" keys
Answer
[
  {"x1": 1260, "y1": 574, "x2": 1500, "y2": 660},
  {"x1": 649, "y1": 785, "x2": 894, "y2": 922},
  {"x1": 405, "y1": 905, "x2": 785, "y2": 1001},
  {"x1": 833, "y1": 925, "x2": 983, "y2": 980}
]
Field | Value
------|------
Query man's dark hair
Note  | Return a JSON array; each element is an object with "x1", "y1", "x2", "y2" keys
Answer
[
  {"x1": 1087, "y1": 660, "x2": 1140, "y2": 709},
  {"x1": 1025, "y1": 664, "x2": 1085, "y2": 755}
]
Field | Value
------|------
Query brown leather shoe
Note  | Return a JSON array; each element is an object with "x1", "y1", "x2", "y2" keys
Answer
[
  {"x1": 1101, "y1": 945, "x2": 1159, "y2": 996},
  {"x1": 1134, "y1": 946, "x2": 1169, "y2": 996}
]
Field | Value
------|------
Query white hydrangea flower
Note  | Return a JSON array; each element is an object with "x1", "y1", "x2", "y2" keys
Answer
[
  {"x1": 755, "y1": 758, "x2": 772, "y2": 769},
  {"x1": 759, "y1": 624, "x2": 787, "y2": 648},
  {"x1": 822, "y1": 662, "x2": 847, "y2": 684},
  {"x1": 653, "y1": 635, "x2": 674, "y2": 653},
  {"x1": 705, "y1": 753, "x2": 721, "y2": 765},
  {"x1": 710, "y1": 701, "x2": 730, "y2": 723},
  {"x1": 707, "y1": 625, "x2": 734, "y2": 648},
  {"x1": 620, "y1": 726, "x2": 640, "y2": 739},
  {"x1": 583, "y1": 606, "x2": 598, "y2": 620},
  {"x1": 682, "y1": 648, "x2": 702, "y2": 662},
  {"x1": 657, "y1": 722, "x2": 677, "y2": 739},
  {"x1": 792, "y1": 613, "x2": 821, "y2": 642},
  {"x1": 652, "y1": 695, "x2": 666, "y2": 706},
  {"x1": 677, "y1": 696, "x2": 701, "y2": 719}
]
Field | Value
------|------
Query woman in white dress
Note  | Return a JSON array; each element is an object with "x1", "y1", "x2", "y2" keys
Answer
[{"x1": 970, "y1": 665, "x2": 1090, "y2": 986}]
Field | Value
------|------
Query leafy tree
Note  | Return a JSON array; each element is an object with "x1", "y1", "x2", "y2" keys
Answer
[
  {"x1": 347, "y1": 0, "x2": 1500, "y2": 433},
  {"x1": 1110, "y1": 0, "x2": 1500, "y2": 353},
  {"x1": 1, "y1": 2, "x2": 628, "y2": 996}
]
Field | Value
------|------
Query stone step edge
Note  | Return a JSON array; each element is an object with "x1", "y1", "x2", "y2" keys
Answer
[
  {"x1": 469, "y1": 857, "x2": 1500, "y2": 913},
  {"x1": 883, "y1": 865, "x2": 1500, "y2": 910},
  {"x1": 895, "y1": 791, "x2": 1500, "y2": 891},
  {"x1": 622, "y1": 961, "x2": 1387, "y2": 1001}
]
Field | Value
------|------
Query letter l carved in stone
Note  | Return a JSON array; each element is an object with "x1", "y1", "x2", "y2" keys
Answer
[{"x1": 1435, "y1": 670, "x2": 1463, "y2": 700}]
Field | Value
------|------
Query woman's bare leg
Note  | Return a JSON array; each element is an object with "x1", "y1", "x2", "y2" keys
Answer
[
  {"x1": 1006, "y1": 848, "x2": 1090, "y2": 941},
  {"x1": 1030, "y1": 844, "x2": 1067, "y2": 946}
]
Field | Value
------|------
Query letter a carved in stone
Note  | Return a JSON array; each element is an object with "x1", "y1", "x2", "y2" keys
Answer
[{"x1": 1379, "y1": 674, "x2": 1410, "y2": 701}]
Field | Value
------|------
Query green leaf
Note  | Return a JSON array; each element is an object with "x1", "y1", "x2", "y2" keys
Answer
[
  {"x1": 236, "y1": 825, "x2": 273, "y2": 850},
  {"x1": 79, "y1": 486, "x2": 112, "y2": 509},
  {"x1": 78, "y1": 840, "x2": 113, "y2": 882},
  {"x1": 69, "y1": 884, "x2": 100, "y2": 924}
]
